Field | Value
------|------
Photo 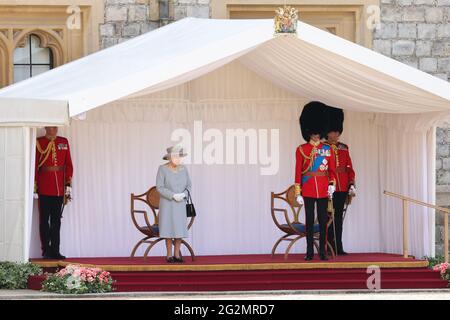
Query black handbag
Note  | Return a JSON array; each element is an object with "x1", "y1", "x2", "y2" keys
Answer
[{"x1": 185, "y1": 189, "x2": 196, "y2": 218}]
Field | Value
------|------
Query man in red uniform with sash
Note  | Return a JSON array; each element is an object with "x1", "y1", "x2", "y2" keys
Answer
[
  {"x1": 295, "y1": 102, "x2": 337, "y2": 261},
  {"x1": 326, "y1": 106, "x2": 356, "y2": 255},
  {"x1": 35, "y1": 127, "x2": 73, "y2": 259}
]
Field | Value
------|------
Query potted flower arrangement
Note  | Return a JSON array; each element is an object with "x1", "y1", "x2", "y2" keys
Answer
[
  {"x1": 432, "y1": 262, "x2": 450, "y2": 287},
  {"x1": 42, "y1": 264, "x2": 114, "y2": 294}
]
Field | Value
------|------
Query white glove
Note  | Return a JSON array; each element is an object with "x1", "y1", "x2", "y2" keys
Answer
[
  {"x1": 34, "y1": 183, "x2": 38, "y2": 199},
  {"x1": 173, "y1": 193, "x2": 186, "y2": 202},
  {"x1": 296, "y1": 195, "x2": 304, "y2": 206},
  {"x1": 328, "y1": 185, "x2": 336, "y2": 198},
  {"x1": 65, "y1": 186, "x2": 72, "y2": 202},
  {"x1": 349, "y1": 185, "x2": 356, "y2": 197}
]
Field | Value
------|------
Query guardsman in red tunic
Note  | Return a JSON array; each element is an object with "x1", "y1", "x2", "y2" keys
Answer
[
  {"x1": 295, "y1": 102, "x2": 337, "y2": 261},
  {"x1": 35, "y1": 126, "x2": 73, "y2": 259},
  {"x1": 326, "y1": 106, "x2": 356, "y2": 255}
]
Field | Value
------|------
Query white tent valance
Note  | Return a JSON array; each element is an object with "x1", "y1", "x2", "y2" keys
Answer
[{"x1": 0, "y1": 98, "x2": 68, "y2": 126}]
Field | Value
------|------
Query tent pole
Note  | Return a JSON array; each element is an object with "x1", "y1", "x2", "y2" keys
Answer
[
  {"x1": 403, "y1": 199, "x2": 409, "y2": 258},
  {"x1": 445, "y1": 214, "x2": 449, "y2": 263}
]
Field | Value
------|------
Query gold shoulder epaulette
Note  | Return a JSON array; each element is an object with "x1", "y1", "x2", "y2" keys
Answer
[{"x1": 338, "y1": 142, "x2": 349, "y2": 150}]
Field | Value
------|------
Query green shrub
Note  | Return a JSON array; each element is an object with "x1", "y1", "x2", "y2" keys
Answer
[
  {"x1": 0, "y1": 262, "x2": 43, "y2": 289},
  {"x1": 422, "y1": 255, "x2": 445, "y2": 268}
]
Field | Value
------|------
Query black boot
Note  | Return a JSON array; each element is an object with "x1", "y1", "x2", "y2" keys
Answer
[
  {"x1": 43, "y1": 252, "x2": 54, "y2": 259},
  {"x1": 43, "y1": 247, "x2": 55, "y2": 259}
]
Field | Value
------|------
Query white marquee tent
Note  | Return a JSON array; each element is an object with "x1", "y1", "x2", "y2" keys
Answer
[{"x1": 1, "y1": 17, "x2": 450, "y2": 262}]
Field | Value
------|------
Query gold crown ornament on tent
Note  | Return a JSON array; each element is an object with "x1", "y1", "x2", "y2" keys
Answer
[{"x1": 274, "y1": 5, "x2": 298, "y2": 35}]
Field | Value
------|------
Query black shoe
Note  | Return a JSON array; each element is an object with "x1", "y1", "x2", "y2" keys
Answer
[
  {"x1": 304, "y1": 255, "x2": 313, "y2": 261},
  {"x1": 320, "y1": 254, "x2": 329, "y2": 261},
  {"x1": 337, "y1": 250, "x2": 348, "y2": 256},
  {"x1": 173, "y1": 256, "x2": 184, "y2": 263},
  {"x1": 43, "y1": 253, "x2": 54, "y2": 260},
  {"x1": 166, "y1": 256, "x2": 175, "y2": 263},
  {"x1": 53, "y1": 253, "x2": 66, "y2": 260}
]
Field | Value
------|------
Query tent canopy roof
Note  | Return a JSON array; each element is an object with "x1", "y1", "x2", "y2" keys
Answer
[{"x1": 1, "y1": 17, "x2": 450, "y2": 125}]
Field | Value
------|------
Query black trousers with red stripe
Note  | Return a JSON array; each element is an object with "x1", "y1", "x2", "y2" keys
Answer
[
  {"x1": 38, "y1": 195, "x2": 64, "y2": 256},
  {"x1": 303, "y1": 197, "x2": 328, "y2": 257}
]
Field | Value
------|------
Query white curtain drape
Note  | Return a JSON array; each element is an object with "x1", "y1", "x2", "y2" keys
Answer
[
  {"x1": 28, "y1": 104, "x2": 434, "y2": 258},
  {"x1": 28, "y1": 62, "x2": 436, "y2": 259}
]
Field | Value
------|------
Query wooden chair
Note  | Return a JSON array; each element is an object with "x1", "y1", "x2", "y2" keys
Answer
[
  {"x1": 271, "y1": 185, "x2": 336, "y2": 260},
  {"x1": 130, "y1": 186, "x2": 196, "y2": 260}
]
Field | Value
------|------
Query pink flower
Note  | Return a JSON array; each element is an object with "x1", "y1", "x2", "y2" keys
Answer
[
  {"x1": 57, "y1": 269, "x2": 67, "y2": 277},
  {"x1": 72, "y1": 269, "x2": 81, "y2": 277},
  {"x1": 433, "y1": 263, "x2": 450, "y2": 275},
  {"x1": 55, "y1": 265, "x2": 112, "y2": 286},
  {"x1": 101, "y1": 271, "x2": 110, "y2": 277}
]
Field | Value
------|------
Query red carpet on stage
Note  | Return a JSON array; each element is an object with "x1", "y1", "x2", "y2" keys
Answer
[{"x1": 29, "y1": 253, "x2": 448, "y2": 292}]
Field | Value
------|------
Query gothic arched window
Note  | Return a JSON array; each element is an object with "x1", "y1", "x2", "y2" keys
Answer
[{"x1": 13, "y1": 34, "x2": 53, "y2": 83}]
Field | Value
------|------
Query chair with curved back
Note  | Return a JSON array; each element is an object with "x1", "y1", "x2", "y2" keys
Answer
[
  {"x1": 271, "y1": 185, "x2": 336, "y2": 260},
  {"x1": 130, "y1": 186, "x2": 195, "y2": 260}
]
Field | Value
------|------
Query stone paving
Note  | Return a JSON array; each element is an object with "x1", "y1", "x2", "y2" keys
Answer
[{"x1": 0, "y1": 289, "x2": 449, "y2": 300}]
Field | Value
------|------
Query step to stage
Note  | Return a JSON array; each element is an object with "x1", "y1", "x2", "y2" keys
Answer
[{"x1": 29, "y1": 253, "x2": 448, "y2": 291}]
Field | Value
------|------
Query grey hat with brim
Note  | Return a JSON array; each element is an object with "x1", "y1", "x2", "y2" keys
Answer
[{"x1": 163, "y1": 145, "x2": 187, "y2": 160}]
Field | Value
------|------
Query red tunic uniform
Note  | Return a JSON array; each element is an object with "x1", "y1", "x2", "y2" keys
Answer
[
  {"x1": 295, "y1": 142, "x2": 337, "y2": 199},
  {"x1": 35, "y1": 136, "x2": 73, "y2": 197},
  {"x1": 329, "y1": 142, "x2": 355, "y2": 192}
]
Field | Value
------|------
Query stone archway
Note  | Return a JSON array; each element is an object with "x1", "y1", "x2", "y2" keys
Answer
[{"x1": 211, "y1": 0, "x2": 380, "y2": 47}]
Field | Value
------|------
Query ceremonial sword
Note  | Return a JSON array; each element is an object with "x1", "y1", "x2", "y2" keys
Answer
[{"x1": 328, "y1": 194, "x2": 338, "y2": 257}]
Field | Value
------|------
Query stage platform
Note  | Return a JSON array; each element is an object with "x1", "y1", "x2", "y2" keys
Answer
[
  {"x1": 29, "y1": 253, "x2": 448, "y2": 291},
  {"x1": 32, "y1": 253, "x2": 428, "y2": 271}
]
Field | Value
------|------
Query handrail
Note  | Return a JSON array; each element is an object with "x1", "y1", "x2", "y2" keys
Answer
[
  {"x1": 384, "y1": 190, "x2": 449, "y2": 263},
  {"x1": 384, "y1": 191, "x2": 450, "y2": 213}
]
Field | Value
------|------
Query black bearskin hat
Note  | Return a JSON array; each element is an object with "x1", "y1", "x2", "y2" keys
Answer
[
  {"x1": 299, "y1": 101, "x2": 329, "y2": 142},
  {"x1": 326, "y1": 106, "x2": 344, "y2": 135}
]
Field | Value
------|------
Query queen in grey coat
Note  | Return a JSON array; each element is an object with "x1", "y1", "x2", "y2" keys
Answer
[{"x1": 156, "y1": 145, "x2": 192, "y2": 263}]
